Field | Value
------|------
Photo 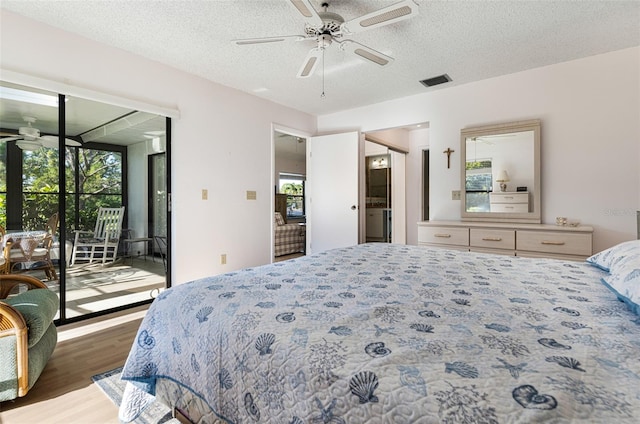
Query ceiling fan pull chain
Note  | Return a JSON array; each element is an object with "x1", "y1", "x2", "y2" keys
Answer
[{"x1": 320, "y1": 49, "x2": 325, "y2": 98}]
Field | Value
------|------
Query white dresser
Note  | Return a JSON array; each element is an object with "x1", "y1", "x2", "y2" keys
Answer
[
  {"x1": 418, "y1": 220, "x2": 593, "y2": 261},
  {"x1": 489, "y1": 192, "x2": 529, "y2": 213}
]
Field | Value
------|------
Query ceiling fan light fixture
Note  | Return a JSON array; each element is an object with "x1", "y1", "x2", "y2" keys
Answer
[{"x1": 16, "y1": 140, "x2": 42, "y2": 151}]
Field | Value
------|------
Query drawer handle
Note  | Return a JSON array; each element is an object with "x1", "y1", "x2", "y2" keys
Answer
[
  {"x1": 434, "y1": 233, "x2": 451, "y2": 238},
  {"x1": 504, "y1": 196, "x2": 514, "y2": 200},
  {"x1": 482, "y1": 237, "x2": 503, "y2": 242},
  {"x1": 542, "y1": 241, "x2": 565, "y2": 246},
  {"x1": 504, "y1": 206, "x2": 515, "y2": 209}
]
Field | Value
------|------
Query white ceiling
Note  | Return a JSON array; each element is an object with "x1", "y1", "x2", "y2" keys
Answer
[
  {"x1": 0, "y1": 81, "x2": 166, "y2": 146},
  {"x1": 2, "y1": 0, "x2": 639, "y2": 117}
]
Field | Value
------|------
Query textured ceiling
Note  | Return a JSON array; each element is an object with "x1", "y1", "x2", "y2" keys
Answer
[{"x1": 2, "y1": 0, "x2": 639, "y2": 116}]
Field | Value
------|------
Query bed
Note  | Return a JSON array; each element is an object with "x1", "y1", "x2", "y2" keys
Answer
[{"x1": 119, "y1": 243, "x2": 640, "y2": 423}]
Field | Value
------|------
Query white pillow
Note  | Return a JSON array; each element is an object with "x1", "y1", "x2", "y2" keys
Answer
[
  {"x1": 599, "y1": 242, "x2": 640, "y2": 316},
  {"x1": 586, "y1": 240, "x2": 640, "y2": 272}
]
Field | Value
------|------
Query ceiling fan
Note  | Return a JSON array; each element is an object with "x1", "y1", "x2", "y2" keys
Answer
[
  {"x1": 0, "y1": 116, "x2": 81, "y2": 150},
  {"x1": 233, "y1": 0, "x2": 419, "y2": 78}
]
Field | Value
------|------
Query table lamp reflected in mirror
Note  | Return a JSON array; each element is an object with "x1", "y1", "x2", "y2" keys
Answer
[{"x1": 496, "y1": 170, "x2": 510, "y2": 192}]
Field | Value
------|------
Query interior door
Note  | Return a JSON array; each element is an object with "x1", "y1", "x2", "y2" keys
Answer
[
  {"x1": 306, "y1": 131, "x2": 362, "y2": 254},
  {"x1": 391, "y1": 150, "x2": 406, "y2": 244}
]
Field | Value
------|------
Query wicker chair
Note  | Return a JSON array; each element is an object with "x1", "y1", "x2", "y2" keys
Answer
[
  {"x1": 0, "y1": 274, "x2": 58, "y2": 400},
  {"x1": 4, "y1": 214, "x2": 59, "y2": 281},
  {"x1": 0, "y1": 225, "x2": 10, "y2": 274}
]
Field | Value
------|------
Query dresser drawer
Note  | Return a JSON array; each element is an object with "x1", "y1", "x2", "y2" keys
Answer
[
  {"x1": 490, "y1": 192, "x2": 529, "y2": 204},
  {"x1": 516, "y1": 231, "x2": 592, "y2": 256},
  {"x1": 418, "y1": 226, "x2": 469, "y2": 247},
  {"x1": 470, "y1": 228, "x2": 515, "y2": 250},
  {"x1": 490, "y1": 203, "x2": 529, "y2": 213}
]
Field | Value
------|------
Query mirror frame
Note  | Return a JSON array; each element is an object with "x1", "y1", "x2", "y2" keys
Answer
[{"x1": 460, "y1": 119, "x2": 541, "y2": 223}]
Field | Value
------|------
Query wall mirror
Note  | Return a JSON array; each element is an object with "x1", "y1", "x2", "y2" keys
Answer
[{"x1": 460, "y1": 119, "x2": 541, "y2": 223}]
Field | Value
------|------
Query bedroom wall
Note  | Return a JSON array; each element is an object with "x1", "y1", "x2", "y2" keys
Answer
[
  {"x1": 0, "y1": 10, "x2": 317, "y2": 283},
  {"x1": 318, "y1": 47, "x2": 640, "y2": 253}
]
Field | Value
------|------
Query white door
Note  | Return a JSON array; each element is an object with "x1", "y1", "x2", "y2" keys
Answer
[
  {"x1": 306, "y1": 132, "x2": 362, "y2": 254},
  {"x1": 391, "y1": 150, "x2": 406, "y2": 244}
]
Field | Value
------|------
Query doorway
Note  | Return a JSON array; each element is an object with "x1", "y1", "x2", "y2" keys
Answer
[
  {"x1": 423, "y1": 149, "x2": 430, "y2": 220},
  {"x1": 365, "y1": 142, "x2": 392, "y2": 243},
  {"x1": 0, "y1": 80, "x2": 171, "y2": 323},
  {"x1": 273, "y1": 128, "x2": 308, "y2": 261}
]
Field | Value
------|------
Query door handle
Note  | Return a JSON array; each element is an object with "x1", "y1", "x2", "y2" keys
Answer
[{"x1": 351, "y1": 205, "x2": 357, "y2": 210}]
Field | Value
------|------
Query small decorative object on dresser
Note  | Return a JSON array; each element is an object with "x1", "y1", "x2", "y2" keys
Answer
[{"x1": 418, "y1": 220, "x2": 593, "y2": 261}]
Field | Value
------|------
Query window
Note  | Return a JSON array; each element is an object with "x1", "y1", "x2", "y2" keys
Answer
[
  {"x1": 465, "y1": 159, "x2": 492, "y2": 212},
  {"x1": 71, "y1": 145, "x2": 124, "y2": 231},
  {"x1": 279, "y1": 173, "x2": 305, "y2": 218},
  {"x1": 21, "y1": 147, "x2": 61, "y2": 230}
]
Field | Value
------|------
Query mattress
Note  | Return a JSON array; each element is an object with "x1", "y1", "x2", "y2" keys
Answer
[{"x1": 120, "y1": 243, "x2": 640, "y2": 423}]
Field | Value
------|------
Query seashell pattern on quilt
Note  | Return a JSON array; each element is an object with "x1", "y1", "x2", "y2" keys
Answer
[{"x1": 120, "y1": 243, "x2": 640, "y2": 423}]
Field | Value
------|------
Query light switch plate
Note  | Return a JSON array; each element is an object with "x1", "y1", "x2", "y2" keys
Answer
[
  {"x1": 452, "y1": 190, "x2": 461, "y2": 200},
  {"x1": 202, "y1": 189, "x2": 208, "y2": 200},
  {"x1": 246, "y1": 190, "x2": 257, "y2": 200}
]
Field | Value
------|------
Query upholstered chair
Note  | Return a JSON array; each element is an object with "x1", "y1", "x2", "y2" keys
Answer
[{"x1": 0, "y1": 274, "x2": 58, "y2": 401}]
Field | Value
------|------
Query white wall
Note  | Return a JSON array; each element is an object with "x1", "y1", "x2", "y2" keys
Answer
[
  {"x1": 407, "y1": 128, "x2": 430, "y2": 245},
  {"x1": 274, "y1": 156, "x2": 305, "y2": 189},
  {"x1": 318, "y1": 47, "x2": 640, "y2": 253},
  {"x1": 0, "y1": 10, "x2": 316, "y2": 283}
]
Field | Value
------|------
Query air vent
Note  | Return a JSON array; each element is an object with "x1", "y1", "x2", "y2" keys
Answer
[{"x1": 420, "y1": 74, "x2": 451, "y2": 87}]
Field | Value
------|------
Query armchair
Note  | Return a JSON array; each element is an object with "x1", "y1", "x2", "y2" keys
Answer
[
  {"x1": 1, "y1": 219, "x2": 58, "y2": 281},
  {"x1": 0, "y1": 274, "x2": 58, "y2": 401},
  {"x1": 274, "y1": 212, "x2": 305, "y2": 257},
  {"x1": 71, "y1": 206, "x2": 125, "y2": 265}
]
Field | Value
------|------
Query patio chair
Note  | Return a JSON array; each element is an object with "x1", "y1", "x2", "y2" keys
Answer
[
  {"x1": 71, "y1": 206, "x2": 125, "y2": 265},
  {"x1": 1, "y1": 216, "x2": 59, "y2": 281}
]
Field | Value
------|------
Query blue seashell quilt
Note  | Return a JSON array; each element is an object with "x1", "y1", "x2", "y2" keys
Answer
[{"x1": 120, "y1": 243, "x2": 640, "y2": 423}]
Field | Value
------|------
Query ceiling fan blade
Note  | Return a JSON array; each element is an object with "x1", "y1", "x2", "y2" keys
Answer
[
  {"x1": 297, "y1": 48, "x2": 322, "y2": 78},
  {"x1": 1, "y1": 136, "x2": 21, "y2": 142},
  {"x1": 233, "y1": 35, "x2": 306, "y2": 46},
  {"x1": 39, "y1": 135, "x2": 82, "y2": 148},
  {"x1": 288, "y1": 0, "x2": 323, "y2": 28},
  {"x1": 340, "y1": 0, "x2": 418, "y2": 35},
  {"x1": 340, "y1": 40, "x2": 394, "y2": 67}
]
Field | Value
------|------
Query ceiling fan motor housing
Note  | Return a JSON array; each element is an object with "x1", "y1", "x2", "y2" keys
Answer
[
  {"x1": 19, "y1": 126, "x2": 39, "y2": 139},
  {"x1": 306, "y1": 10, "x2": 345, "y2": 37}
]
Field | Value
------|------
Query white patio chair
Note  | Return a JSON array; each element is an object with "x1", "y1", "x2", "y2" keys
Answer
[{"x1": 71, "y1": 207, "x2": 125, "y2": 265}]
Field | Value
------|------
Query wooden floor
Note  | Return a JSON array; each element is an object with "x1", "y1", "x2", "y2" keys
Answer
[
  {"x1": 274, "y1": 252, "x2": 304, "y2": 262},
  {"x1": 0, "y1": 305, "x2": 148, "y2": 423}
]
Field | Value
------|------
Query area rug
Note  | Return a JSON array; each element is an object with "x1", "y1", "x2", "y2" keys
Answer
[{"x1": 92, "y1": 366, "x2": 181, "y2": 424}]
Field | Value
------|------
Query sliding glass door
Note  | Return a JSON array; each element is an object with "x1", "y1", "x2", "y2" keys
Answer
[{"x1": 0, "y1": 81, "x2": 170, "y2": 323}]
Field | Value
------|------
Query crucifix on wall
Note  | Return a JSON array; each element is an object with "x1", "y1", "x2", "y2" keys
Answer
[{"x1": 443, "y1": 147, "x2": 455, "y2": 169}]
